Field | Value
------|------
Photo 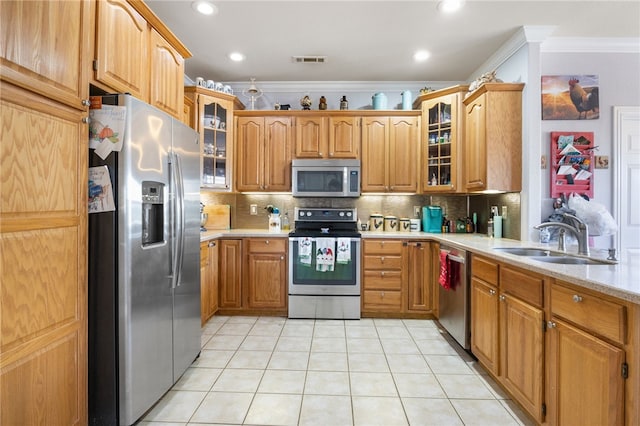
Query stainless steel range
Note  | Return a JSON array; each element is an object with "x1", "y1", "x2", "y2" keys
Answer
[{"x1": 288, "y1": 207, "x2": 361, "y2": 319}]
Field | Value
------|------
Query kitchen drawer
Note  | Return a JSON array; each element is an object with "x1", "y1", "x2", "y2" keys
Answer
[
  {"x1": 247, "y1": 238, "x2": 286, "y2": 253},
  {"x1": 363, "y1": 239, "x2": 403, "y2": 255},
  {"x1": 551, "y1": 282, "x2": 626, "y2": 345},
  {"x1": 363, "y1": 290, "x2": 402, "y2": 311},
  {"x1": 363, "y1": 270, "x2": 402, "y2": 290},
  {"x1": 500, "y1": 265, "x2": 544, "y2": 308},
  {"x1": 471, "y1": 255, "x2": 498, "y2": 285},
  {"x1": 363, "y1": 255, "x2": 402, "y2": 270}
]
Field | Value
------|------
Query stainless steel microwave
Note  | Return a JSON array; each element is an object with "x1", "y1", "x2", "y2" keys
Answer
[{"x1": 291, "y1": 159, "x2": 360, "y2": 197}]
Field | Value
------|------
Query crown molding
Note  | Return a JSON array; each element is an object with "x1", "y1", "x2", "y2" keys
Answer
[
  {"x1": 467, "y1": 25, "x2": 556, "y2": 80},
  {"x1": 541, "y1": 37, "x2": 640, "y2": 53}
]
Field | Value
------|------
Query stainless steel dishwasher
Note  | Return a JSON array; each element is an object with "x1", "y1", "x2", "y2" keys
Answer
[{"x1": 437, "y1": 244, "x2": 470, "y2": 350}]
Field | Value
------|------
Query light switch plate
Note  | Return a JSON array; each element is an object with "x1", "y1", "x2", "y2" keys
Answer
[
  {"x1": 250, "y1": 204, "x2": 258, "y2": 215},
  {"x1": 502, "y1": 205, "x2": 508, "y2": 219},
  {"x1": 413, "y1": 206, "x2": 421, "y2": 217}
]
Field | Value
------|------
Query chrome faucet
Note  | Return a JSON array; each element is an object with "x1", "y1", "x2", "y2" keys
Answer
[{"x1": 534, "y1": 213, "x2": 590, "y2": 256}]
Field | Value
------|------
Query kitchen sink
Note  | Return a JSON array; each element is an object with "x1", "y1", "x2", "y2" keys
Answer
[
  {"x1": 493, "y1": 247, "x2": 556, "y2": 256},
  {"x1": 493, "y1": 247, "x2": 616, "y2": 265},
  {"x1": 527, "y1": 256, "x2": 616, "y2": 265}
]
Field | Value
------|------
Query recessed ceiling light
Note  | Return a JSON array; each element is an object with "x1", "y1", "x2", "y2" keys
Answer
[
  {"x1": 413, "y1": 50, "x2": 431, "y2": 62},
  {"x1": 437, "y1": 0, "x2": 464, "y2": 13},
  {"x1": 229, "y1": 52, "x2": 245, "y2": 62},
  {"x1": 192, "y1": 1, "x2": 217, "y2": 16}
]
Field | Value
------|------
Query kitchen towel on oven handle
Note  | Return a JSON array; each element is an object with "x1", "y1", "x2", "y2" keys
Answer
[
  {"x1": 336, "y1": 238, "x2": 351, "y2": 264},
  {"x1": 298, "y1": 237, "x2": 313, "y2": 266},
  {"x1": 315, "y1": 238, "x2": 336, "y2": 272}
]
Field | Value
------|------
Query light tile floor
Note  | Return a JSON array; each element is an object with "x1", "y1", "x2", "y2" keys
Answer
[{"x1": 140, "y1": 316, "x2": 535, "y2": 426}]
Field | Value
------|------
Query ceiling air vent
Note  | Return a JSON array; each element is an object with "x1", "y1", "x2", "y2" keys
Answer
[{"x1": 292, "y1": 56, "x2": 327, "y2": 64}]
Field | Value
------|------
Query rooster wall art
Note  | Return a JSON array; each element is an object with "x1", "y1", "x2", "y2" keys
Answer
[{"x1": 541, "y1": 75, "x2": 600, "y2": 120}]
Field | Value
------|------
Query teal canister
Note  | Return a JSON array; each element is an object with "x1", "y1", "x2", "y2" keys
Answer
[
  {"x1": 402, "y1": 91, "x2": 412, "y2": 110},
  {"x1": 372, "y1": 93, "x2": 387, "y2": 110},
  {"x1": 422, "y1": 206, "x2": 442, "y2": 233}
]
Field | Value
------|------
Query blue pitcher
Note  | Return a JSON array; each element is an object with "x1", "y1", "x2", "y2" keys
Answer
[{"x1": 372, "y1": 93, "x2": 387, "y2": 110}]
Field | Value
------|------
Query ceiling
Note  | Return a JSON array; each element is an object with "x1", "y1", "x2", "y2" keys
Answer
[{"x1": 145, "y1": 1, "x2": 640, "y2": 83}]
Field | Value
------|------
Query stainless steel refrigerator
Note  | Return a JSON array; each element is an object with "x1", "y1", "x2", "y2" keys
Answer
[{"x1": 88, "y1": 94, "x2": 201, "y2": 425}]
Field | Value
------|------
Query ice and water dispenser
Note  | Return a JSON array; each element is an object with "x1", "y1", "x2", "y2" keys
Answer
[{"x1": 141, "y1": 181, "x2": 164, "y2": 246}]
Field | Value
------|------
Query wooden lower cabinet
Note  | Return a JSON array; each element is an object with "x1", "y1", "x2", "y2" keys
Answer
[
  {"x1": 200, "y1": 240, "x2": 219, "y2": 325},
  {"x1": 246, "y1": 238, "x2": 287, "y2": 311},
  {"x1": 547, "y1": 281, "x2": 629, "y2": 425},
  {"x1": 362, "y1": 239, "x2": 434, "y2": 316},
  {"x1": 470, "y1": 276, "x2": 500, "y2": 375},
  {"x1": 548, "y1": 318, "x2": 625, "y2": 425},
  {"x1": 218, "y1": 239, "x2": 243, "y2": 309},
  {"x1": 470, "y1": 256, "x2": 545, "y2": 423},
  {"x1": 500, "y1": 293, "x2": 544, "y2": 422}
]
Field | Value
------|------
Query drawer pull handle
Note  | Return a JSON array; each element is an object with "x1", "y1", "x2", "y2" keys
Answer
[
  {"x1": 381, "y1": 291, "x2": 385, "y2": 297},
  {"x1": 265, "y1": 240, "x2": 269, "y2": 244},
  {"x1": 381, "y1": 257, "x2": 385, "y2": 262},
  {"x1": 572, "y1": 295, "x2": 583, "y2": 303},
  {"x1": 380, "y1": 272, "x2": 385, "y2": 277},
  {"x1": 489, "y1": 289, "x2": 496, "y2": 296}
]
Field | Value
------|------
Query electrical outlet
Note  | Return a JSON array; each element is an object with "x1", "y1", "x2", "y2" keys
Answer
[
  {"x1": 501, "y1": 205, "x2": 508, "y2": 219},
  {"x1": 413, "y1": 206, "x2": 421, "y2": 217},
  {"x1": 250, "y1": 204, "x2": 257, "y2": 215}
]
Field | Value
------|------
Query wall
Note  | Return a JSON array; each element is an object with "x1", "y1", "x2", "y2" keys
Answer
[{"x1": 540, "y1": 50, "x2": 640, "y2": 249}]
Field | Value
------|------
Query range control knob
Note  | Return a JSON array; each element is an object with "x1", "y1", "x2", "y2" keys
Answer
[
  {"x1": 306, "y1": 211, "x2": 312, "y2": 216},
  {"x1": 346, "y1": 212, "x2": 352, "y2": 217},
  {"x1": 339, "y1": 212, "x2": 345, "y2": 217}
]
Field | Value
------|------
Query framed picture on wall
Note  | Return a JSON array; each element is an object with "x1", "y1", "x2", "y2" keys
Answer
[{"x1": 541, "y1": 75, "x2": 600, "y2": 120}]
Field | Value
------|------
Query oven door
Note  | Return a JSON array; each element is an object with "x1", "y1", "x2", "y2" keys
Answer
[{"x1": 288, "y1": 237, "x2": 361, "y2": 296}]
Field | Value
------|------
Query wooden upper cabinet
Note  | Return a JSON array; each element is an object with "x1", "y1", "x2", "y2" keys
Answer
[
  {"x1": 415, "y1": 85, "x2": 468, "y2": 193},
  {"x1": 463, "y1": 83, "x2": 524, "y2": 192},
  {"x1": 0, "y1": 0, "x2": 90, "y2": 110},
  {"x1": 95, "y1": 0, "x2": 149, "y2": 101},
  {"x1": 149, "y1": 28, "x2": 184, "y2": 118},
  {"x1": 236, "y1": 115, "x2": 292, "y2": 192},
  {"x1": 294, "y1": 116, "x2": 327, "y2": 158},
  {"x1": 362, "y1": 115, "x2": 419, "y2": 193},
  {"x1": 294, "y1": 114, "x2": 359, "y2": 159}
]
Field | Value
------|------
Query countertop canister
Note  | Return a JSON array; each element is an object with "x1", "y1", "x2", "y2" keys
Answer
[{"x1": 384, "y1": 215, "x2": 398, "y2": 232}]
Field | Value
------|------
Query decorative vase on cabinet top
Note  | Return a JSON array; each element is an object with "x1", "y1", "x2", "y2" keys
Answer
[{"x1": 372, "y1": 93, "x2": 387, "y2": 110}]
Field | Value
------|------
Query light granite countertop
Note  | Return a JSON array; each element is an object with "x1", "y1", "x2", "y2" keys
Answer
[{"x1": 201, "y1": 229, "x2": 640, "y2": 303}]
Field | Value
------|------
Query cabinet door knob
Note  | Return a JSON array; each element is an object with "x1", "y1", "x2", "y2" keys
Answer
[
  {"x1": 489, "y1": 289, "x2": 496, "y2": 296},
  {"x1": 380, "y1": 256, "x2": 385, "y2": 263},
  {"x1": 499, "y1": 295, "x2": 506, "y2": 301},
  {"x1": 280, "y1": 256, "x2": 284, "y2": 260},
  {"x1": 318, "y1": 152, "x2": 323, "y2": 157},
  {"x1": 329, "y1": 152, "x2": 334, "y2": 157},
  {"x1": 82, "y1": 117, "x2": 90, "y2": 123},
  {"x1": 82, "y1": 99, "x2": 91, "y2": 107},
  {"x1": 265, "y1": 240, "x2": 269, "y2": 244},
  {"x1": 572, "y1": 294, "x2": 583, "y2": 303},
  {"x1": 380, "y1": 271, "x2": 385, "y2": 277},
  {"x1": 547, "y1": 321, "x2": 557, "y2": 329}
]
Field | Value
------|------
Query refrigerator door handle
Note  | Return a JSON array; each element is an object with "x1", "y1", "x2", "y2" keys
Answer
[{"x1": 169, "y1": 151, "x2": 186, "y2": 288}]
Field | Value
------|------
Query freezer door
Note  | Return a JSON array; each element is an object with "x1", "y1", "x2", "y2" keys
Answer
[
  {"x1": 117, "y1": 95, "x2": 174, "y2": 425},
  {"x1": 170, "y1": 118, "x2": 201, "y2": 381}
]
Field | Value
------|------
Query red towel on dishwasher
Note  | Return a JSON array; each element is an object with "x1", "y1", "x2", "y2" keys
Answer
[{"x1": 439, "y1": 250, "x2": 451, "y2": 290}]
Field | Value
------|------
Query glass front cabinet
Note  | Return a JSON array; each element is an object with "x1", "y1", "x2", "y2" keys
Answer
[
  {"x1": 416, "y1": 85, "x2": 468, "y2": 193},
  {"x1": 184, "y1": 86, "x2": 244, "y2": 189}
]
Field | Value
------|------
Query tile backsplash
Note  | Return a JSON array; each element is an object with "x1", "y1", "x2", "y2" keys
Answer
[{"x1": 201, "y1": 191, "x2": 521, "y2": 240}]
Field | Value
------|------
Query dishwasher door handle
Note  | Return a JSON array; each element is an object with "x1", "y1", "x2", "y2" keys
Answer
[{"x1": 447, "y1": 254, "x2": 466, "y2": 263}]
